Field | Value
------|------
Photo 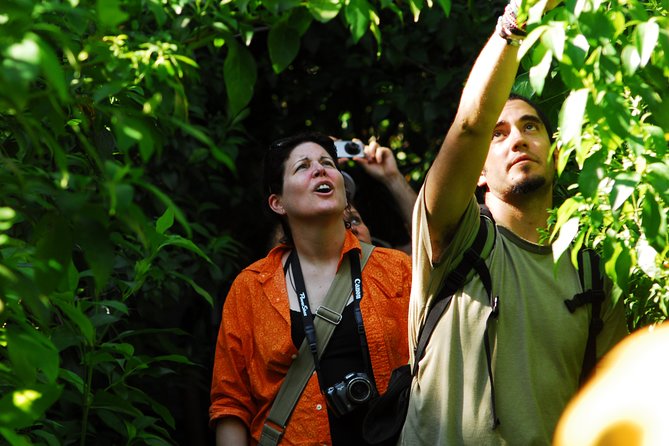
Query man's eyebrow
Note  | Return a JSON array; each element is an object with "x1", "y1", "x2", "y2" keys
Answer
[{"x1": 519, "y1": 114, "x2": 543, "y2": 126}]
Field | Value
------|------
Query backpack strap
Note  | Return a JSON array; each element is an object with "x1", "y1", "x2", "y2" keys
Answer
[
  {"x1": 563, "y1": 249, "x2": 605, "y2": 385},
  {"x1": 412, "y1": 212, "x2": 496, "y2": 375}
]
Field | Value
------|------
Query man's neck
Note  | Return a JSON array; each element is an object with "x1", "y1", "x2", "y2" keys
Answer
[{"x1": 485, "y1": 191, "x2": 552, "y2": 244}]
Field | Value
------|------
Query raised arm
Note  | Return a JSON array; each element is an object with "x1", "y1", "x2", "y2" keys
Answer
[
  {"x1": 356, "y1": 138, "x2": 417, "y2": 231},
  {"x1": 425, "y1": 31, "x2": 520, "y2": 256}
]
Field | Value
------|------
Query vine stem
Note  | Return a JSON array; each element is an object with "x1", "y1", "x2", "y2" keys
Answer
[{"x1": 80, "y1": 347, "x2": 94, "y2": 446}]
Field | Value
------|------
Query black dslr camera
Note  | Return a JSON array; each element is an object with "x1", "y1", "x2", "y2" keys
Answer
[{"x1": 325, "y1": 372, "x2": 377, "y2": 417}]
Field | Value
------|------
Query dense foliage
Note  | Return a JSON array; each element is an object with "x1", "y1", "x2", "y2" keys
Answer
[{"x1": 0, "y1": 0, "x2": 666, "y2": 444}]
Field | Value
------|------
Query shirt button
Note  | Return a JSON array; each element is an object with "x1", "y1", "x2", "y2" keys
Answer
[{"x1": 316, "y1": 404, "x2": 323, "y2": 410}]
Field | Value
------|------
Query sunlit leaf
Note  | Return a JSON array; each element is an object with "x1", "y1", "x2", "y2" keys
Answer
[
  {"x1": 345, "y1": 0, "x2": 371, "y2": 43},
  {"x1": 0, "y1": 385, "x2": 62, "y2": 429},
  {"x1": 621, "y1": 45, "x2": 640, "y2": 75},
  {"x1": 529, "y1": 48, "x2": 552, "y2": 96},
  {"x1": 610, "y1": 173, "x2": 639, "y2": 212},
  {"x1": 542, "y1": 24, "x2": 565, "y2": 61},
  {"x1": 558, "y1": 88, "x2": 588, "y2": 148},
  {"x1": 553, "y1": 217, "x2": 580, "y2": 262},
  {"x1": 636, "y1": 20, "x2": 659, "y2": 67},
  {"x1": 306, "y1": 0, "x2": 341, "y2": 22}
]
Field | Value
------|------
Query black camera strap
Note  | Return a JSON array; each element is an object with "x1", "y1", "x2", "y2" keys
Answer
[{"x1": 287, "y1": 249, "x2": 374, "y2": 392}]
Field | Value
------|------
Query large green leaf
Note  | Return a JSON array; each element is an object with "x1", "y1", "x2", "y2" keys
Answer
[
  {"x1": 268, "y1": 20, "x2": 300, "y2": 73},
  {"x1": 224, "y1": 40, "x2": 257, "y2": 116}
]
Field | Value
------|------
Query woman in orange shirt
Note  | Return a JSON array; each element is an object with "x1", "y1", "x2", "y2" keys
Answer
[{"x1": 210, "y1": 133, "x2": 411, "y2": 445}]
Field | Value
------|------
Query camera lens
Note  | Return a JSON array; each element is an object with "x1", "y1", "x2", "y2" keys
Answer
[
  {"x1": 344, "y1": 142, "x2": 361, "y2": 156},
  {"x1": 347, "y1": 377, "x2": 372, "y2": 403}
]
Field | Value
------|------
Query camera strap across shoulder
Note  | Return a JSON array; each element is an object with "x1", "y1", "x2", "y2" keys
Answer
[{"x1": 259, "y1": 242, "x2": 375, "y2": 446}]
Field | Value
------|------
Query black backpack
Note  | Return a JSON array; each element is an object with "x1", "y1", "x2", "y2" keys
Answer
[{"x1": 362, "y1": 208, "x2": 605, "y2": 443}]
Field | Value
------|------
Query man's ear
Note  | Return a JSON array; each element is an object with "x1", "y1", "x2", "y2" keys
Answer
[
  {"x1": 477, "y1": 171, "x2": 488, "y2": 188},
  {"x1": 268, "y1": 194, "x2": 286, "y2": 216}
]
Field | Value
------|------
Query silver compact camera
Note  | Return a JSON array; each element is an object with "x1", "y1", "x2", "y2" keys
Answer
[
  {"x1": 335, "y1": 140, "x2": 364, "y2": 158},
  {"x1": 325, "y1": 372, "x2": 376, "y2": 417}
]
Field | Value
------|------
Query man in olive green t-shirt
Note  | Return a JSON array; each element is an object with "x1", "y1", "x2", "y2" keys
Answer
[{"x1": 399, "y1": 1, "x2": 628, "y2": 444}]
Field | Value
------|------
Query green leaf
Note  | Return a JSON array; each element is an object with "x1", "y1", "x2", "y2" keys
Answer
[
  {"x1": 170, "y1": 271, "x2": 214, "y2": 307},
  {"x1": 34, "y1": 215, "x2": 73, "y2": 295},
  {"x1": 529, "y1": 48, "x2": 552, "y2": 96},
  {"x1": 435, "y1": 0, "x2": 451, "y2": 17},
  {"x1": 636, "y1": 20, "x2": 659, "y2": 67},
  {"x1": 542, "y1": 24, "x2": 565, "y2": 61},
  {"x1": 559, "y1": 88, "x2": 588, "y2": 147},
  {"x1": 59, "y1": 368, "x2": 85, "y2": 394},
  {"x1": 111, "y1": 114, "x2": 155, "y2": 162},
  {"x1": 577, "y1": 149, "x2": 605, "y2": 198},
  {"x1": 290, "y1": 7, "x2": 314, "y2": 36},
  {"x1": 614, "y1": 246, "x2": 632, "y2": 292},
  {"x1": 621, "y1": 45, "x2": 640, "y2": 76},
  {"x1": 134, "y1": 180, "x2": 192, "y2": 238},
  {"x1": 224, "y1": 40, "x2": 257, "y2": 116},
  {"x1": 552, "y1": 217, "x2": 579, "y2": 262},
  {"x1": 34, "y1": 36, "x2": 68, "y2": 102},
  {"x1": 7, "y1": 326, "x2": 60, "y2": 385},
  {"x1": 157, "y1": 235, "x2": 212, "y2": 264},
  {"x1": 307, "y1": 0, "x2": 341, "y2": 22},
  {"x1": 609, "y1": 173, "x2": 639, "y2": 212},
  {"x1": 156, "y1": 207, "x2": 174, "y2": 235},
  {"x1": 636, "y1": 239, "x2": 660, "y2": 279},
  {"x1": 268, "y1": 20, "x2": 300, "y2": 73},
  {"x1": 0, "y1": 385, "x2": 62, "y2": 430},
  {"x1": 408, "y1": 0, "x2": 423, "y2": 21},
  {"x1": 0, "y1": 427, "x2": 32, "y2": 446},
  {"x1": 97, "y1": 0, "x2": 129, "y2": 28},
  {"x1": 52, "y1": 296, "x2": 96, "y2": 346},
  {"x1": 345, "y1": 0, "x2": 371, "y2": 43},
  {"x1": 77, "y1": 222, "x2": 114, "y2": 294}
]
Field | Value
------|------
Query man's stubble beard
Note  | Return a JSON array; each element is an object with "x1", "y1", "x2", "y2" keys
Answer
[{"x1": 509, "y1": 175, "x2": 548, "y2": 195}]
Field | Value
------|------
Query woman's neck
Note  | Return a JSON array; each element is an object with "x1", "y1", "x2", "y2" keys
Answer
[{"x1": 290, "y1": 219, "x2": 347, "y2": 264}]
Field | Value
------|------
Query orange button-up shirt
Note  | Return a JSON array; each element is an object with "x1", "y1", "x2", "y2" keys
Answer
[{"x1": 210, "y1": 231, "x2": 411, "y2": 445}]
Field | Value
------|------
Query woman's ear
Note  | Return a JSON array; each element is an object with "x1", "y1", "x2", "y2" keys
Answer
[{"x1": 268, "y1": 194, "x2": 286, "y2": 216}]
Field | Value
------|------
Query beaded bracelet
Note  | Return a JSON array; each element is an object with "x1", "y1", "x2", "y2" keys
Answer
[{"x1": 496, "y1": 2, "x2": 527, "y2": 46}]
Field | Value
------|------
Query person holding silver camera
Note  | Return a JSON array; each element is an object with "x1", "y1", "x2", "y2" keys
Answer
[
  {"x1": 337, "y1": 138, "x2": 418, "y2": 254},
  {"x1": 209, "y1": 132, "x2": 411, "y2": 445}
]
